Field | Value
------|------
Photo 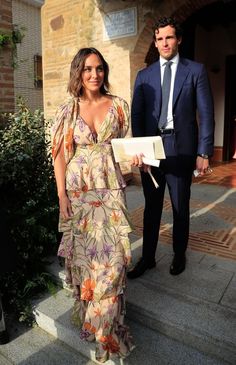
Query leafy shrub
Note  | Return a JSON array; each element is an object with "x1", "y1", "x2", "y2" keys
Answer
[{"x1": 0, "y1": 98, "x2": 59, "y2": 324}]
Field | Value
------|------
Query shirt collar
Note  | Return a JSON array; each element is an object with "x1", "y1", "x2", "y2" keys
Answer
[{"x1": 160, "y1": 53, "x2": 179, "y2": 67}]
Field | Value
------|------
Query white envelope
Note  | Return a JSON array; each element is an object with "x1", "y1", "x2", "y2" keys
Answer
[{"x1": 111, "y1": 136, "x2": 165, "y2": 167}]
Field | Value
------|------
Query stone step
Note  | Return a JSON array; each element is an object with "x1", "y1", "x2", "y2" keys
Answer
[
  {"x1": 0, "y1": 319, "x2": 95, "y2": 365},
  {"x1": 44, "y1": 239, "x2": 236, "y2": 365},
  {"x1": 33, "y1": 289, "x2": 115, "y2": 365},
  {"x1": 127, "y1": 280, "x2": 236, "y2": 364},
  {"x1": 33, "y1": 288, "x2": 227, "y2": 365},
  {"x1": 125, "y1": 240, "x2": 236, "y2": 365}
]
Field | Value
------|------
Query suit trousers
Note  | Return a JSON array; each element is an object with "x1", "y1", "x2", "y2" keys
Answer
[{"x1": 140, "y1": 133, "x2": 195, "y2": 262}]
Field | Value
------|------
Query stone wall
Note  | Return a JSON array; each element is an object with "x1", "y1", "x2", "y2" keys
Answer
[
  {"x1": 42, "y1": 0, "x2": 170, "y2": 119},
  {"x1": 41, "y1": 0, "x2": 224, "y2": 163},
  {"x1": 43, "y1": 0, "x2": 132, "y2": 118},
  {"x1": 42, "y1": 0, "x2": 217, "y2": 119}
]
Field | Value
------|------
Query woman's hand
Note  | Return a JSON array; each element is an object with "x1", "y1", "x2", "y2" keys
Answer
[
  {"x1": 59, "y1": 194, "x2": 73, "y2": 219},
  {"x1": 131, "y1": 154, "x2": 149, "y2": 172},
  {"x1": 131, "y1": 153, "x2": 143, "y2": 167}
]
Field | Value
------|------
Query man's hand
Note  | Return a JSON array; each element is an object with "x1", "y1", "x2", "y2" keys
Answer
[{"x1": 195, "y1": 156, "x2": 212, "y2": 176}]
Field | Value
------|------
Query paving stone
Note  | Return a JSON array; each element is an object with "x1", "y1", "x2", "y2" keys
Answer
[
  {"x1": 0, "y1": 321, "x2": 94, "y2": 365},
  {"x1": 200, "y1": 255, "x2": 236, "y2": 273},
  {"x1": 152, "y1": 254, "x2": 234, "y2": 303},
  {"x1": 127, "y1": 184, "x2": 236, "y2": 261},
  {"x1": 220, "y1": 274, "x2": 236, "y2": 310},
  {"x1": 126, "y1": 185, "x2": 145, "y2": 211}
]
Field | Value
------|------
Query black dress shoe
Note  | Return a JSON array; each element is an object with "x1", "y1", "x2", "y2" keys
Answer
[
  {"x1": 170, "y1": 254, "x2": 186, "y2": 275},
  {"x1": 0, "y1": 330, "x2": 9, "y2": 345},
  {"x1": 127, "y1": 258, "x2": 156, "y2": 279}
]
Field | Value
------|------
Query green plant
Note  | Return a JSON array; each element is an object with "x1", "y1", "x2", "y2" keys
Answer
[
  {"x1": 0, "y1": 33, "x2": 12, "y2": 47},
  {"x1": 0, "y1": 98, "x2": 59, "y2": 324},
  {"x1": 0, "y1": 25, "x2": 25, "y2": 68}
]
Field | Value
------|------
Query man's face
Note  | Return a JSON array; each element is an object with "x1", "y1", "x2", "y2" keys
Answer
[{"x1": 154, "y1": 25, "x2": 182, "y2": 60}]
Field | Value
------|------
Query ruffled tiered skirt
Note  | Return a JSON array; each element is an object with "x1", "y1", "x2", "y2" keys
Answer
[{"x1": 58, "y1": 187, "x2": 134, "y2": 362}]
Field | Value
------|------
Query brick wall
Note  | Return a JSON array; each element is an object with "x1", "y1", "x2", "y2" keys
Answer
[
  {"x1": 12, "y1": 0, "x2": 43, "y2": 111},
  {"x1": 0, "y1": 0, "x2": 43, "y2": 114},
  {"x1": 0, "y1": 0, "x2": 15, "y2": 114}
]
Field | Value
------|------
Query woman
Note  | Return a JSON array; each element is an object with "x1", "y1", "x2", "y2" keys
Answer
[{"x1": 51, "y1": 48, "x2": 134, "y2": 363}]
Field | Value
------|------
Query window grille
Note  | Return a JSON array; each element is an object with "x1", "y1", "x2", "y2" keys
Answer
[{"x1": 34, "y1": 54, "x2": 42, "y2": 88}]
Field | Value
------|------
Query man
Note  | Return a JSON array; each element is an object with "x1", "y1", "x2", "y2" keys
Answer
[{"x1": 128, "y1": 16, "x2": 214, "y2": 279}]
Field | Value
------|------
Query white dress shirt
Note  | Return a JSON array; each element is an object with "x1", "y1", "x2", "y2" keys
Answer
[{"x1": 160, "y1": 54, "x2": 179, "y2": 129}]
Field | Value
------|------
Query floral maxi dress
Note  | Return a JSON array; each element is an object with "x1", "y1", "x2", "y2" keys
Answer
[{"x1": 51, "y1": 96, "x2": 134, "y2": 362}]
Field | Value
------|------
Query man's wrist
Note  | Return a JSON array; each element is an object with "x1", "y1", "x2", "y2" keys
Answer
[{"x1": 197, "y1": 153, "x2": 209, "y2": 159}]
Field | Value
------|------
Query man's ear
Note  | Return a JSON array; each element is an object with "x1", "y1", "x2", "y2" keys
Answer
[{"x1": 178, "y1": 37, "x2": 182, "y2": 45}]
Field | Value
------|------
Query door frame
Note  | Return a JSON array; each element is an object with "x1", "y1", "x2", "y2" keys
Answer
[{"x1": 223, "y1": 54, "x2": 236, "y2": 161}]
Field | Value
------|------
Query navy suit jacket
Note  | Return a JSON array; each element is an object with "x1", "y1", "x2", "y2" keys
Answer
[{"x1": 131, "y1": 57, "x2": 215, "y2": 157}]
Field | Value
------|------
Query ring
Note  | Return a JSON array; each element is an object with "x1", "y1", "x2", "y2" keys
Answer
[{"x1": 203, "y1": 167, "x2": 212, "y2": 174}]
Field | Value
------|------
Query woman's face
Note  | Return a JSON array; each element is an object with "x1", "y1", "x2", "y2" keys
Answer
[{"x1": 81, "y1": 53, "x2": 105, "y2": 93}]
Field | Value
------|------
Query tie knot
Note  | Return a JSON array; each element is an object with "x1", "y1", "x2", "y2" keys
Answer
[{"x1": 165, "y1": 61, "x2": 172, "y2": 68}]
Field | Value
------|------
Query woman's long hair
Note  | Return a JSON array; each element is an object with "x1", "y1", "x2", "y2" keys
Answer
[{"x1": 67, "y1": 47, "x2": 110, "y2": 97}]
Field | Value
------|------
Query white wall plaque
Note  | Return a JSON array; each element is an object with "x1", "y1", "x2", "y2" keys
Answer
[{"x1": 103, "y1": 7, "x2": 137, "y2": 41}]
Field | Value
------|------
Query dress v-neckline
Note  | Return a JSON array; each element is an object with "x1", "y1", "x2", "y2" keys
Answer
[{"x1": 78, "y1": 97, "x2": 114, "y2": 136}]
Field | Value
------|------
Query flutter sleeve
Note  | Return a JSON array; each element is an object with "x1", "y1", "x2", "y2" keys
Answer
[
  {"x1": 51, "y1": 98, "x2": 78, "y2": 164},
  {"x1": 114, "y1": 96, "x2": 131, "y2": 138}
]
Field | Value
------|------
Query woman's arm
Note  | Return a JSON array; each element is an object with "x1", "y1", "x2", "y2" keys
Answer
[{"x1": 54, "y1": 140, "x2": 72, "y2": 219}]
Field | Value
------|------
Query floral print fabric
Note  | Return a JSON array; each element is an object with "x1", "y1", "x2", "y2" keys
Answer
[{"x1": 51, "y1": 96, "x2": 134, "y2": 362}]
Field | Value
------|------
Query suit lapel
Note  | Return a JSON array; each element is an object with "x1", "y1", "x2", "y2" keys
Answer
[
  {"x1": 173, "y1": 59, "x2": 190, "y2": 108},
  {"x1": 150, "y1": 61, "x2": 162, "y2": 118}
]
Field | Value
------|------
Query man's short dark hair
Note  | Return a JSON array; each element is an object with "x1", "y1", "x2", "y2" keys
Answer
[{"x1": 153, "y1": 17, "x2": 183, "y2": 40}]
